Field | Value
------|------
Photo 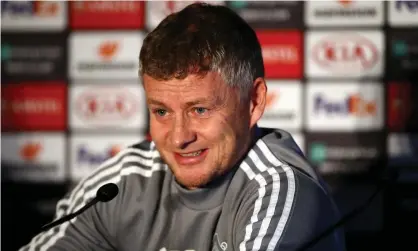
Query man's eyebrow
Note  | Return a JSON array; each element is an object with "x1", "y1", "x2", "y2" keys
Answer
[
  {"x1": 185, "y1": 98, "x2": 213, "y2": 107},
  {"x1": 147, "y1": 98, "x2": 215, "y2": 107},
  {"x1": 147, "y1": 99, "x2": 167, "y2": 106}
]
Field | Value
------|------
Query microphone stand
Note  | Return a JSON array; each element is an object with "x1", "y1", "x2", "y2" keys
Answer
[{"x1": 40, "y1": 198, "x2": 98, "y2": 232}]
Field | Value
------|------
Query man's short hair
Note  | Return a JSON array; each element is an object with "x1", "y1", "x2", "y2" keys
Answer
[{"x1": 139, "y1": 2, "x2": 265, "y2": 98}]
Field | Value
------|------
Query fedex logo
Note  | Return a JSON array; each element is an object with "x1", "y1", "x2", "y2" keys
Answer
[
  {"x1": 1, "y1": 1, "x2": 58, "y2": 16},
  {"x1": 396, "y1": 1, "x2": 418, "y2": 12},
  {"x1": 314, "y1": 94, "x2": 377, "y2": 117},
  {"x1": 77, "y1": 145, "x2": 121, "y2": 165}
]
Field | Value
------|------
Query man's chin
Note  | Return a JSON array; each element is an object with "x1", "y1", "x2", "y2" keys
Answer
[{"x1": 171, "y1": 168, "x2": 214, "y2": 189}]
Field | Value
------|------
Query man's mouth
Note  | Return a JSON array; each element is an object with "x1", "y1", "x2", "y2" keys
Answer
[
  {"x1": 179, "y1": 150, "x2": 204, "y2": 157},
  {"x1": 173, "y1": 149, "x2": 209, "y2": 165}
]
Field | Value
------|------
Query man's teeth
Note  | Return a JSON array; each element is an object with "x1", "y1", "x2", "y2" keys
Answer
[{"x1": 180, "y1": 150, "x2": 203, "y2": 157}]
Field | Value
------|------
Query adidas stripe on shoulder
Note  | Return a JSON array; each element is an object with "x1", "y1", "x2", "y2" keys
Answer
[{"x1": 19, "y1": 140, "x2": 167, "y2": 251}]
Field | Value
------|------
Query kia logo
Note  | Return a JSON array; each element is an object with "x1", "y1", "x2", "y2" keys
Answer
[
  {"x1": 312, "y1": 35, "x2": 379, "y2": 73},
  {"x1": 75, "y1": 89, "x2": 138, "y2": 121}
]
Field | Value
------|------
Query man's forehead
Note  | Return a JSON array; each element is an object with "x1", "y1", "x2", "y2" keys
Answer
[
  {"x1": 143, "y1": 72, "x2": 224, "y2": 89},
  {"x1": 142, "y1": 72, "x2": 239, "y2": 105}
]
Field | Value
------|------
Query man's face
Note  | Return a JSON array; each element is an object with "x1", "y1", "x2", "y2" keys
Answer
[{"x1": 143, "y1": 72, "x2": 256, "y2": 189}]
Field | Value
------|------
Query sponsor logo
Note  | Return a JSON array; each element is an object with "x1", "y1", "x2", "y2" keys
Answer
[
  {"x1": 80, "y1": 41, "x2": 134, "y2": 70},
  {"x1": 306, "y1": 83, "x2": 384, "y2": 131},
  {"x1": 392, "y1": 40, "x2": 408, "y2": 57},
  {"x1": 70, "y1": 135, "x2": 143, "y2": 180},
  {"x1": 395, "y1": 1, "x2": 418, "y2": 12},
  {"x1": 392, "y1": 40, "x2": 418, "y2": 57},
  {"x1": 70, "y1": 33, "x2": 143, "y2": 78},
  {"x1": 339, "y1": 0, "x2": 353, "y2": 6},
  {"x1": 258, "y1": 81, "x2": 302, "y2": 130},
  {"x1": 312, "y1": 34, "x2": 378, "y2": 73},
  {"x1": 1, "y1": 43, "x2": 61, "y2": 72},
  {"x1": 262, "y1": 45, "x2": 298, "y2": 64},
  {"x1": 257, "y1": 31, "x2": 302, "y2": 78},
  {"x1": 390, "y1": 36, "x2": 418, "y2": 74},
  {"x1": 305, "y1": 0, "x2": 383, "y2": 26},
  {"x1": 387, "y1": 31, "x2": 418, "y2": 77},
  {"x1": 306, "y1": 133, "x2": 384, "y2": 176},
  {"x1": 1, "y1": 133, "x2": 66, "y2": 182},
  {"x1": 1, "y1": 1, "x2": 66, "y2": 30},
  {"x1": 314, "y1": 93, "x2": 377, "y2": 117},
  {"x1": 227, "y1": 1, "x2": 303, "y2": 28},
  {"x1": 310, "y1": 142, "x2": 378, "y2": 164},
  {"x1": 314, "y1": 1, "x2": 376, "y2": 18},
  {"x1": 77, "y1": 145, "x2": 121, "y2": 166},
  {"x1": 70, "y1": 1, "x2": 144, "y2": 28},
  {"x1": 1, "y1": 83, "x2": 67, "y2": 131},
  {"x1": 389, "y1": 1, "x2": 418, "y2": 26},
  {"x1": 265, "y1": 93, "x2": 287, "y2": 116},
  {"x1": 76, "y1": 93, "x2": 136, "y2": 120},
  {"x1": 306, "y1": 31, "x2": 384, "y2": 78},
  {"x1": 20, "y1": 142, "x2": 42, "y2": 162},
  {"x1": 1, "y1": 36, "x2": 65, "y2": 81},
  {"x1": 146, "y1": 1, "x2": 224, "y2": 30},
  {"x1": 1, "y1": 1, "x2": 59, "y2": 16},
  {"x1": 75, "y1": 89, "x2": 138, "y2": 122},
  {"x1": 73, "y1": 143, "x2": 122, "y2": 180},
  {"x1": 70, "y1": 83, "x2": 146, "y2": 129},
  {"x1": 99, "y1": 41, "x2": 118, "y2": 60}
]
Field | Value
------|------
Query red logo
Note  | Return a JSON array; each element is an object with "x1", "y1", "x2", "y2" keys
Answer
[
  {"x1": 33, "y1": 1, "x2": 59, "y2": 16},
  {"x1": 20, "y1": 142, "x2": 42, "y2": 162},
  {"x1": 74, "y1": 88, "x2": 139, "y2": 123},
  {"x1": 388, "y1": 83, "x2": 412, "y2": 130},
  {"x1": 70, "y1": 1, "x2": 145, "y2": 29},
  {"x1": 257, "y1": 31, "x2": 302, "y2": 78},
  {"x1": 265, "y1": 91, "x2": 278, "y2": 109},
  {"x1": 109, "y1": 145, "x2": 122, "y2": 157},
  {"x1": 338, "y1": 0, "x2": 353, "y2": 7},
  {"x1": 312, "y1": 34, "x2": 379, "y2": 73},
  {"x1": 98, "y1": 41, "x2": 119, "y2": 61},
  {"x1": 1, "y1": 82, "x2": 67, "y2": 131}
]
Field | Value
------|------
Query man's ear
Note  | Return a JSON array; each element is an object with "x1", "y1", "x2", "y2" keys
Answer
[{"x1": 249, "y1": 77, "x2": 267, "y2": 127}]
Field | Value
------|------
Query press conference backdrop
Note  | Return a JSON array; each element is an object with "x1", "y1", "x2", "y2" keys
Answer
[{"x1": 1, "y1": 1, "x2": 418, "y2": 250}]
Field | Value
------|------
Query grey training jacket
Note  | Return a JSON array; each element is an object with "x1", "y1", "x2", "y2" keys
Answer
[{"x1": 19, "y1": 128, "x2": 346, "y2": 251}]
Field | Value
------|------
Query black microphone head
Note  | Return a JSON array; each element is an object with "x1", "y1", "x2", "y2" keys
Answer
[{"x1": 96, "y1": 183, "x2": 119, "y2": 202}]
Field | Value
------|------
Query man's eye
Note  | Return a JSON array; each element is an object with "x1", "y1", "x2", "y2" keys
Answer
[
  {"x1": 194, "y1": 107, "x2": 207, "y2": 114},
  {"x1": 155, "y1": 109, "x2": 167, "y2": 116}
]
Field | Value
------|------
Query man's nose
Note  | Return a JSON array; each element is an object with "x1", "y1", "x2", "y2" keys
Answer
[{"x1": 171, "y1": 115, "x2": 196, "y2": 149}]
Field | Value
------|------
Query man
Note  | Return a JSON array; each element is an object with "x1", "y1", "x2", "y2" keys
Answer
[{"x1": 20, "y1": 3, "x2": 345, "y2": 251}]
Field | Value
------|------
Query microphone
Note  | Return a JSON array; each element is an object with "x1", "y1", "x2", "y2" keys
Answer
[
  {"x1": 40, "y1": 183, "x2": 119, "y2": 232},
  {"x1": 296, "y1": 167, "x2": 399, "y2": 251}
]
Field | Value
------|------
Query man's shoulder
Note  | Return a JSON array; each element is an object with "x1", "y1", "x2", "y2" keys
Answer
[
  {"x1": 234, "y1": 136, "x2": 330, "y2": 201},
  {"x1": 102, "y1": 140, "x2": 168, "y2": 180},
  {"x1": 73, "y1": 140, "x2": 168, "y2": 199}
]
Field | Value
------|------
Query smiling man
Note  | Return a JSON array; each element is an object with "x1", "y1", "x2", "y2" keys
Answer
[{"x1": 20, "y1": 3, "x2": 345, "y2": 251}]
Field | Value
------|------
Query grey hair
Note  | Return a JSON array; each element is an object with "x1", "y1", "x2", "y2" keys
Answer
[
  {"x1": 209, "y1": 48, "x2": 254, "y2": 100},
  {"x1": 138, "y1": 2, "x2": 265, "y2": 100}
]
